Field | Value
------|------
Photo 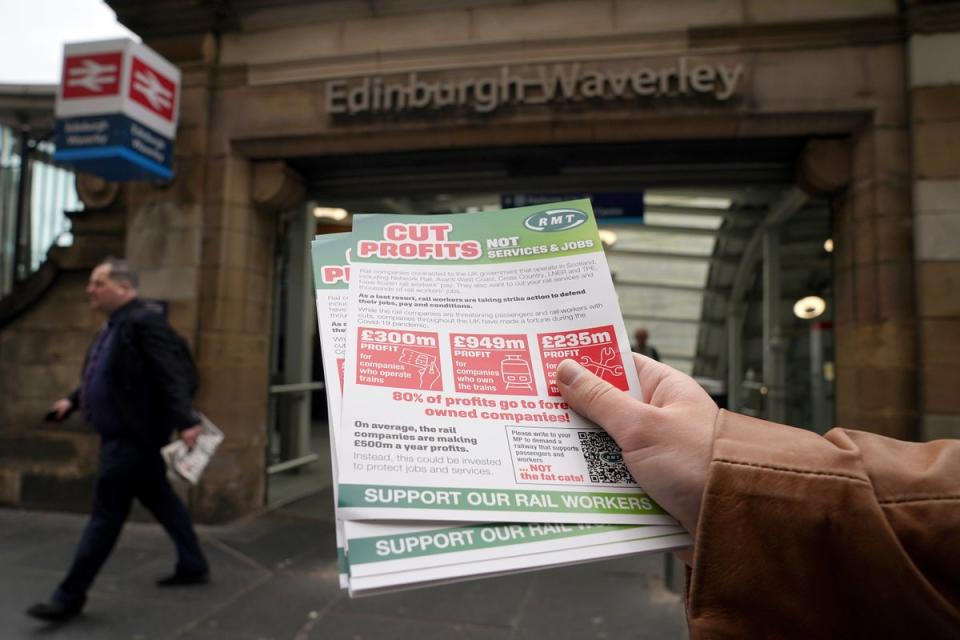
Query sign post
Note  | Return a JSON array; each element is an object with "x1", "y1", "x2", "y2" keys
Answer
[{"x1": 53, "y1": 38, "x2": 180, "y2": 181}]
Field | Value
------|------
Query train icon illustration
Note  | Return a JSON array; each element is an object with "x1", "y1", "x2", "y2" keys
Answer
[{"x1": 500, "y1": 354, "x2": 534, "y2": 391}]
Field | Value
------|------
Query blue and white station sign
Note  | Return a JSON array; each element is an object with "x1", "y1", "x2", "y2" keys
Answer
[{"x1": 53, "y1": 38, "x2": 180, "y2": 181}]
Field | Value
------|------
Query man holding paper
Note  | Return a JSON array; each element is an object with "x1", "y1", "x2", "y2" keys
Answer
[
  {"x1": 26, "y1": 258, "x2": 210, "y2": 623},
  {"x1": 557, "y1": 355, "x2": 960, "y2": 638}
]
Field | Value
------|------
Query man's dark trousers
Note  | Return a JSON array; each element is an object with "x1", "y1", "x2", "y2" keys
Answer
[{"x1": 53, "y1": 436, "x2": 207, "y2": 609}]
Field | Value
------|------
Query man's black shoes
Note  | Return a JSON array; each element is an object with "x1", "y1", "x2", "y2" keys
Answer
[
  {"x1": 25, "y1": 601, "x2": 83, "y2": 622},
  {"x1": 155, "y1": 570, "x2": 210, "y2": 587}
]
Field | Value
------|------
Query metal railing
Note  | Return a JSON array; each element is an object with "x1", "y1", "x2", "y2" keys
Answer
[
  {"x1": 266, "y1": 381, "x2": 326, "y2": 474},
  {"x1": 0, "y1": 125, "x2": 81, "y2": 296}
]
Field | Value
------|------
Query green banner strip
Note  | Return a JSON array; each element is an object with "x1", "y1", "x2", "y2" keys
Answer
[
  {"x1": 350, "y1": 199, "x2": 603, "y2": 266},
  {"x1": 348, "y1": 521, "x2": 640, "y2": 565},
  {"x1": 311, "y1": 233, "x2": 352, "y2": 291},
  {"x1": 339, "y1": 484, "x2": 665, "y2": 516}
]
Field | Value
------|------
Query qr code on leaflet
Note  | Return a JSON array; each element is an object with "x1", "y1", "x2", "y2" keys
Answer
[{"x1": 578, "y1": 431, "x2": 636, "y2": 485}]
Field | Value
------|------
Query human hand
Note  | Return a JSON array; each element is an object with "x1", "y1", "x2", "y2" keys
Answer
[
  {"x1": 557, "y1": 354, "x2": 718, "y2": 553},
  {"x1": 49, "y1": 398, "x2": 73, "y2": 421},
  {"x1": 180, "y1": 424, "x2": 203, "y2": 449}
]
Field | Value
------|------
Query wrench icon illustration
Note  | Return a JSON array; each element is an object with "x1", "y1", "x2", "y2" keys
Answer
[{"x1": 580, "y1": 346, "x2": 624, "y2": 379}]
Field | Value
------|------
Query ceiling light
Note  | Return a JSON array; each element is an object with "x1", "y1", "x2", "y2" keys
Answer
[
  {"x1": 823, "y1": 362, "x2": 835, "y2": 382},
  {"x1": 598, "y1": 229, "x2": 617, "y2": 248},
  {"x1": 644, "y1": 194, "x2": 732, "y2": 209},
  {"x1": 793, "y1": 295, "x2": 826, "y2": 320},
  {"x1": 824, "y1": 238, "x2": 834, "y2": 253},
  {"x1": 313, "y1": 206, "x2": 349, "y2": 221}
]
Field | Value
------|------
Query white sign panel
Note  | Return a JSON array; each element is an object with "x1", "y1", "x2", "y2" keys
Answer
[{"x1": 56, "y1": 38, "x2": 180, "y2": 139}]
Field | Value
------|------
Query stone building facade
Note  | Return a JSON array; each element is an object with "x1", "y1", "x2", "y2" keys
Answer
[{"x1": 1, "y1": 0, "x2": 958, "y2": 522}]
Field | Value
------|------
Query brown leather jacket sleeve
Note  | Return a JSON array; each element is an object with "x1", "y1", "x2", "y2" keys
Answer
[{"x1": 687, "y1": 410, "x2": 960, "y2": 639}]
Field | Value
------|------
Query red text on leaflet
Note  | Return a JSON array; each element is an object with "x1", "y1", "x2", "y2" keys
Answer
[
  {"x1": 537, "y1": 324, "x2": 628, "y2": 396},
  {"x1": 450, "y1": 333, "x2": 537, "y2": 396},
  {"x1": 356, "y1": 327, "x2": 443, "y2": 391}
]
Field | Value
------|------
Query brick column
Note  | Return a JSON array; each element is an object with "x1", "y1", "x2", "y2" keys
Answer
[
  {"x1": 190, "y1": 155, "x2": 282, "y2": 522},
  {"x1": 0, "y1": 190, "x2": 125, "y2": 511},
  {"x1": 833, "y1": 125, "x2": 917, "y2": 438},
  {"x1": 119, "y1": 36, "x2": 280, "y2": 522},
  {"x1": 909, "y1": 7, "x2": 960, "y2": 441}
]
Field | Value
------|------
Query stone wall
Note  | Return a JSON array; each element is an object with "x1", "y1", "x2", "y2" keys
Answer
[
  {"x1": 117, "y1": 47, "x2": 279, "y2": 523},
  {"x1": 4, "y1": 0, "x2": 943, "y2": 520},
  {"x1": 0, "y1": 208, "x2": 123, "y2": 512},
  {"x1": 190, "y1": 153, "x2": 276, "y2": 523},
  {"x1": 0, "y1": 41, "x2": 277, "y2": 522},
  {"x1": 213, "y1": 1, "x2": 917, "y2": 443},
  {"x1": 910, "y1": 14, "x2": 960, "y2": 440},
  {"x1": 832, "y1": 124, "x2": 917, "y2": 438}
]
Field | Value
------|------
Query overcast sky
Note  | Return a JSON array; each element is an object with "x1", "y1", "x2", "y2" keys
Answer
[{"x1": 0, "y1": 0, "x2": 136, "y2": 84}]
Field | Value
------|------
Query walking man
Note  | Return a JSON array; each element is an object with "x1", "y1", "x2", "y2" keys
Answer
[
  {"x1": 632, "y1": 326, "x2": 661, "y2": 362},
  {"x1": 26, "y1": 257, "x2": 210, "y2": 623}
]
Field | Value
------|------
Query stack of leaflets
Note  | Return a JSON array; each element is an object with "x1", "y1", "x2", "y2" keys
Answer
[{"x1": 310, "y1": 199, "x2": 691, "y2": 596}]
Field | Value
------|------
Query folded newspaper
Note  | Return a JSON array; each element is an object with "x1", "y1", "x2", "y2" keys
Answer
[
  {"x1": 310, "y1": 199, "x2": 691, "y2": 596},
  {"x1": 161, "y1": 414, "x2": 224, "y2": 484}
]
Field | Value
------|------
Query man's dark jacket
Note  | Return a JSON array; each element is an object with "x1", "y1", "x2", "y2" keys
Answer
[{"x1": 68, "y1": 299, "x2": 199, "y2": 449}]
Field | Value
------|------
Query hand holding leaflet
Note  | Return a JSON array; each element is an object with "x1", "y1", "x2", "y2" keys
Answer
[
  {"x1": 338, "y1": 199, "x2": 672, "y2": 525},
  {"x1": 161, "y1": 415, "x2": 224, "y2": 485},
  {"x1": 557, "y1": 355, "x2": 716, "y2": 563},
  {"x1": 312, "y1": 230, "x2": 691, "y2": 596}
]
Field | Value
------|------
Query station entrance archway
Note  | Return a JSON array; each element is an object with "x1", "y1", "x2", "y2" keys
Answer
[{"x1": 266, "y1": 138, "x2": 836, "y2": 504}]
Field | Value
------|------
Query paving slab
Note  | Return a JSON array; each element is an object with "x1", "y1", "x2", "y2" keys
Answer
[
  {"x1": 305, "y1": 613, "x2": 513, "y2": 640},
  {"x1": 2, "y1": 487, "x2": 686, "y2": 640},
  {"x1": 207, "y1": 512, "x2": 338, "y2": 572},
  {"x1": 513, "y1": 555, "x2": 687, "y2": 640},
  {"x1": 334, "y1": 571, "x2": 536, "y2": 628},
  {"x1": 177, "y1": 572, "x2": 341, "y2": 639}
]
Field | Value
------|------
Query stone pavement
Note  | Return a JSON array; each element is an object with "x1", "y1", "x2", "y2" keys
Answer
[{"x1": 2, "y1": 489, "x2": 687, "y2": 640}]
